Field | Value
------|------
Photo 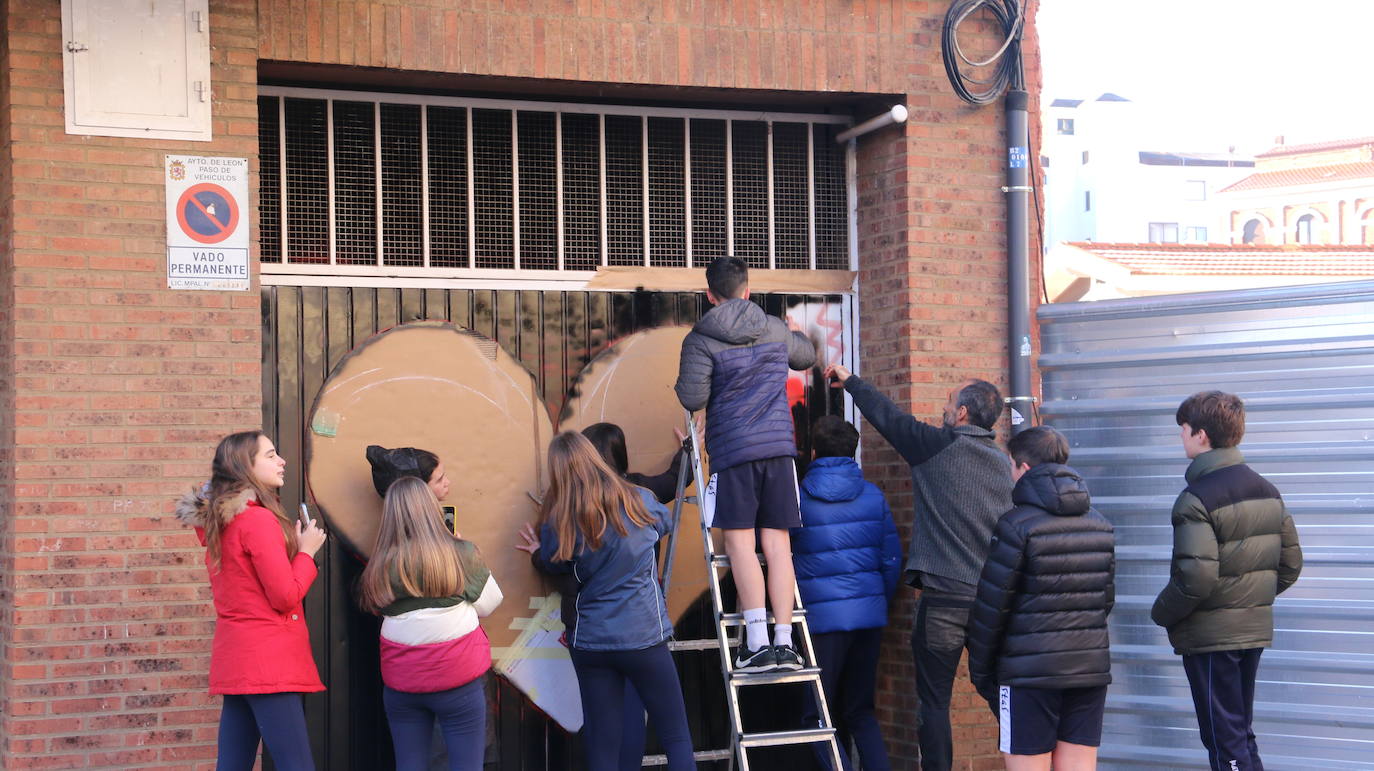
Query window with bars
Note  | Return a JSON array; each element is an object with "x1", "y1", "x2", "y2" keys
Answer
[{"x1": 258, "y1": 89, "x2": 853, "y2": 272}]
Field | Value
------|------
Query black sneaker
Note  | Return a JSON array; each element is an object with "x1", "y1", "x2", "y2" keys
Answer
[
  {"x1": 773, "y1": 644, "x2": 804, "y2": 671},
  {"x1": 734, "y1": 644, "x2": 777, "y2": 673}
]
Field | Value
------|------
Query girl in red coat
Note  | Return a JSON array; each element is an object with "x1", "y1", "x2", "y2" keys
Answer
[
  {"x1": 359, "y1": 476, "x2": 502, "y2": 771},
  {"x1": 176, "y1": 430, "x2": 328, "y2": 771}
]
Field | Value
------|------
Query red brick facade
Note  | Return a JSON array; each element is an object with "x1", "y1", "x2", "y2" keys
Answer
[{"x1": 0, "y1": 0, "x2": 1042, "y2": 767}]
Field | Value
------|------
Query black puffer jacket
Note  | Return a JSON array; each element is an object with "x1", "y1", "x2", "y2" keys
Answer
[{"x1": 968, "y1": 463, "x2": 1115, "y2": 703}]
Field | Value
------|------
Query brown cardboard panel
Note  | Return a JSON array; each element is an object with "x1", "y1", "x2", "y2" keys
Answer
[
  {"x1": 558, "y1": 325, "x2": 709, "y2": 622},
  {"x1": 305, "y1": 321, "x2": 553, "y2": 652},
  {"x1": 586, "y1": 266, "x2": 856, "y2": 294}
]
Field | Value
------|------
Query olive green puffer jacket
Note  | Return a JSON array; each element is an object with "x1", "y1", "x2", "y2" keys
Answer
[{"x1": 1150, "y1": 447, "x2": 1302, "y2": 655}]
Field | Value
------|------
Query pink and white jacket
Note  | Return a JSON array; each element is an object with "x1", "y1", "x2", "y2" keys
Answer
[{"x1": 377, "y1": 539, "x2": 503, "y2": 693}]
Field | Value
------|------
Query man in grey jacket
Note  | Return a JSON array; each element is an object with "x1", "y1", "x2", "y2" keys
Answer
[
  {"x1": 675, "y1": 257, "x2": 817, "y2": 673},
  {"x1": 1152, "y1": 390, "x2": 1301, "y2": 771},
  {"x1": 825, "y1": 364, "x2": 1012, "y2": 771}
]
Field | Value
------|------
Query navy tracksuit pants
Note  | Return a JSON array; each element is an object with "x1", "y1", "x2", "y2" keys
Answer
[{"x1": 1181, "y1": 648, "x2": 1265, "y2": 771}]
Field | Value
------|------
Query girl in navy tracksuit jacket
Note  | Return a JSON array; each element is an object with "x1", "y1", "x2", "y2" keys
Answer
[{"x1": 524, "y1": 431, "x2": 694, "y2": 771}]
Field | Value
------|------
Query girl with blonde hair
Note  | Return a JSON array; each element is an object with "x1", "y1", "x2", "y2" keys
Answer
[
  {"x1": 360, "y1": 476, "x2": 502, "y2": 771},
  {"x1": 175, "y1": 430, "x2": 327, "y2": 771},
  {"x1": 517, "y1": 431, "x2": 693, "y2": 770}
]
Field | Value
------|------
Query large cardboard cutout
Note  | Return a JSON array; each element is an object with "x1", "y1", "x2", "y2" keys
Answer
[
  {"x1": 305, "y1": 322, "x2": 580, "y2": 731},
  {"x1": 558, "y1": 326, "x2": 709, "y2": 621}
]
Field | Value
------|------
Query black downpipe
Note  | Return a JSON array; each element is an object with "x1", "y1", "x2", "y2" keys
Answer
[{"x1": 1004, "y1": 89, "x2": 1034, "y2": 434}]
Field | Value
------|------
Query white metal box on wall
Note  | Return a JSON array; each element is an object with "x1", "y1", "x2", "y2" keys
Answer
[{"x1": 61, "y1": 0, "x2": 212, "y2": 141}]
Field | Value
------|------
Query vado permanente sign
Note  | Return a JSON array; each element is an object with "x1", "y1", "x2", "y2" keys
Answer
[{"x1": 165, "y1": 155, "x2": 250, "y2": 291}]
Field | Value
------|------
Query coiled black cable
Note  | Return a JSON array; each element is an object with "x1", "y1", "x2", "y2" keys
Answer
[{"x1": 942, "y1": 0, "x2": 1025, "y2": 104}]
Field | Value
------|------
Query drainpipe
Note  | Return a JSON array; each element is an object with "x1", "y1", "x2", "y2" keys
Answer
[{"x1": 1004, "y1": 89, "x2": 1034, "y2": 434}]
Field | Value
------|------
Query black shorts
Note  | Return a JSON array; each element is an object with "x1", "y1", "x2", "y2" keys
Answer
[
  {"x1": 998, "y1": 684, "x2": 1107, "y2": 756},
  {"x1": 709, "y1": 456, "x2": 801, "y2": 530}
]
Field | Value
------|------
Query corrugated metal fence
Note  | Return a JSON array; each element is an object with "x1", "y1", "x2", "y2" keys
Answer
[{"x1": 1037, "y1": 280, "x2": 1374, "y2": 769}]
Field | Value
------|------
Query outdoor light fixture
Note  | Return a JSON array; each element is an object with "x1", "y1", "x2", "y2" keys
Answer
[{"x1": 835, "y1": 104, "x2": 909, "y2": 143}]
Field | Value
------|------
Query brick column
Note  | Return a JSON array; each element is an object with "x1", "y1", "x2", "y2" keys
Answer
[{"x1": 0, "y1": 1, "x2": 261, "y2": 768}]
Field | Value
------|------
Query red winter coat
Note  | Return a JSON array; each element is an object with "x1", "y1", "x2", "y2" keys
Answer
[{"x1": 180, "y1": 489, "x2": 325, "y2": 695}]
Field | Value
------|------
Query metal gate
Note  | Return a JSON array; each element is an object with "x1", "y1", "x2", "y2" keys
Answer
[
  {"x1": 1037, "y1": 280, "x2": 1374, "y2": 769},
  {"x1": 262, "y1": 284, "x2": 850, "y2": 770}
]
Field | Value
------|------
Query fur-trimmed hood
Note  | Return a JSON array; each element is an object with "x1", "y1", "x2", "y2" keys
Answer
[{"x1": 175, "y1": 486, "x2": 255, "y2": 530}]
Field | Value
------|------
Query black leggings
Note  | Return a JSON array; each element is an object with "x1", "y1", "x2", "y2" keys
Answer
[
  {"x1": 216, "y1": 692, "x2": 314, "y2": 771},
  {"x1": 570, "y1": 642, "x2": 694, "y2": 771}
]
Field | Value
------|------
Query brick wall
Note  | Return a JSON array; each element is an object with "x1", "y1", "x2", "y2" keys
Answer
[
  {"x1": 1, "y1": 0, "x2": 16, "y2": 761},
  {"x1": 0, "y1": 0, "x2": 261, "y2": 768},
  {"x1": 1, "y1": 0, "x2": 1041, "y2": 767}
]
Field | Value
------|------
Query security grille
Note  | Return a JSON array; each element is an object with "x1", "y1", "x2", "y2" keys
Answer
[{"x1": 259, "y1": 88, "x2": 854, "y2": 273}]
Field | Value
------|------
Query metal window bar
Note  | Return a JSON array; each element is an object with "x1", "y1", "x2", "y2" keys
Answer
[
  {"x1": 767, "y1": 121, "x2": 776, "y2": 268},
  {"x1": 556, "y1": 112, "x2": 565, "y2": 271},
  {"x1": 512, "y1": 108, "x2": 520, "y2": 270},
  {"x1": 599, "y1": 113, "x2": 608, "y2": 267},
  {"x1": 466, "y1": 106, "x2": 475, "y2": 268},
  {"x1": 806, "y1": 122, "x2": 816, "y2": 270},
  {"x1": 278, "y1": 97, "x2": 288, "y2": 261},
  {"x1": 327, "y1": 99, "x2": 336, "y2": 265},
  {"x1": 374, "y1": 102, "x2": 383, "y2": 266},
  {"x1": 257, "y1": 88, "x2": 854, "y2": 276},
  {"x1": 684, "y1": 118, "x2": 693, "y2": 267},
  {"x1": 420, "y1": 105, "x2": 430, "y2": 267},
  {"x1": 642, "y1": 115, "x2": 650, "y2": 267},
  {"x1": 726, "y1": 118, "x2": 734, "y2": 257}
]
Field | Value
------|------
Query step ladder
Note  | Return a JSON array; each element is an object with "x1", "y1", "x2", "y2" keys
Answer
[{"x1": 644, "y1": 409, "x2": 845, "y2": 770}]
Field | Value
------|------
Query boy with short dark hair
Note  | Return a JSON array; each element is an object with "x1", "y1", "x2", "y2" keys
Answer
[
  {"x1": 792, "y1": 416, "x2": 901, "y2": 770},
  {"x1": 968, "y1": 426, "x2": 1115, "y2": 770},
  {"x1": 675, "y1": 256, "x2": 817, "y2": 672},
  {"x1": 1152, "y1": 391, "x2": 1302, "y2": 771}
]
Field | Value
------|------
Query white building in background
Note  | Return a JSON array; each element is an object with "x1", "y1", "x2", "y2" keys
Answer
[{"x1": 1042, "y1": 93, "x2": 1254, "y2": 246}]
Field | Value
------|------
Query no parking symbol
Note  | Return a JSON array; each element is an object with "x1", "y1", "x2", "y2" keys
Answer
[
  {"x1": 176, "y1": 183, "x2": 240, "y2": 244},
  {"x1": 165, "y1": 156, "x2": 250, "y2": 291}
]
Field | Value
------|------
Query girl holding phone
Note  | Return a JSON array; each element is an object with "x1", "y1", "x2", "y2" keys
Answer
[
  {"x1": 175, "y1": 430, "x2": 327, "y2": 771},
  {"x1": 359, "y1": 476, "x2": 502, "y2": 771}
]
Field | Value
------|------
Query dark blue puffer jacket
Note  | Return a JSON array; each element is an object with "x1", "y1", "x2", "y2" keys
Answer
[
  {"x1": 791, "y1": 457, "x2": 903, "y2": 634},
  {"x1": 674, "y1": 299, "x2": 816, "y2": 472}
]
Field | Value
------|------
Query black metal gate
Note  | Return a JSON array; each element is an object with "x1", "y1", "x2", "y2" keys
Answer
[{"x1": 262, "y1": 285, "x2": 845, "y2": 770}]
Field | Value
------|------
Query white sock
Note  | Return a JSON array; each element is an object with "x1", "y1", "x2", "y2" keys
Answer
[
  {"x1": 773, "y1": 623, "x2": 793, "y2": 649},
  {"x1": 743, "y1": 608, "x2": 768, "y2": 650}
]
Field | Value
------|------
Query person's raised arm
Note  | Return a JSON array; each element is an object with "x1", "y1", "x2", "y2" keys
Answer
[
  {"x1": 826, "y1": 364, "x2": 954, "y2": 466},
  {"x1": 784, "y1": 318, "x2": 817, "y2": 371}
]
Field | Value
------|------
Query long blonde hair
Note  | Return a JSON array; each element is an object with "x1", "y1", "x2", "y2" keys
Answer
[
  {"x1": 539, "y1": 431, "x2": 653, "y2": 562},
  {"x1": 204, "y1": 431, "x2": 297, "y2": 570},
  {"x1": 359, "y1": 476, "x2": 467, "y2": 613}
]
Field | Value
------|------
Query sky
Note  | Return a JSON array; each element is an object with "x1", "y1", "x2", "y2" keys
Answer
[{"x1": 1036, "y1": 0, "x2": 1374, "y2": 154}]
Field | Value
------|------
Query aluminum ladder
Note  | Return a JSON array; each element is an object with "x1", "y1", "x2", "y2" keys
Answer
[{"x1": 642, "y1": 409, "x2": 845, "y2": 770}]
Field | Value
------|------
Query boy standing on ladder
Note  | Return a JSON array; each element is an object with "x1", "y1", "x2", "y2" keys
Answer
[{"x1": 675, "y1": 256, "x2": 817, "y2": 673}]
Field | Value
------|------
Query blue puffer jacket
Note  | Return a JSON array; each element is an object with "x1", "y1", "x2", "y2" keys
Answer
[
  {"x1": 791, "y1": 457, "x2": 903, "y2": 634},
  {"x1": 674, "y1": 299, "x2": 817, "y2": 472},
  {"x1": 535, "y1": 486, "x2": 674, "y2": 651}
]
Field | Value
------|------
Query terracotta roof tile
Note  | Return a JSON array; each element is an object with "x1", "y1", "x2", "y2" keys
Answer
[
  {"x1": 1064, "y1": 242, "x2": 1374, "y2": 277},
  {"x1": 1217, "y1": 162, "x2": 1374, "y2": 193},
  {"x1": 1255, "y1": 136, "x2": 1374, "y2": 158}
]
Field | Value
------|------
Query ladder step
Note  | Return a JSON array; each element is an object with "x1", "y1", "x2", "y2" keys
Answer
[
  {"x1": 730, "y1": 666, "x2": 824, "y2": 686},
  {"x1": 641, "y1": 748, "x2": 733, "y2": 766},
  {"x1": 739, "y1": 727, "x2": 836, "y2": 748},
  {"x1": 710, "y1": 552, "x2": 767, "y2": 568},
  {"x1": 666, "y1": 638, "x2": 724, "y2": 652},
  {"x1": 721, "y1": 609, "x2": 806, "y2": 625}
]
